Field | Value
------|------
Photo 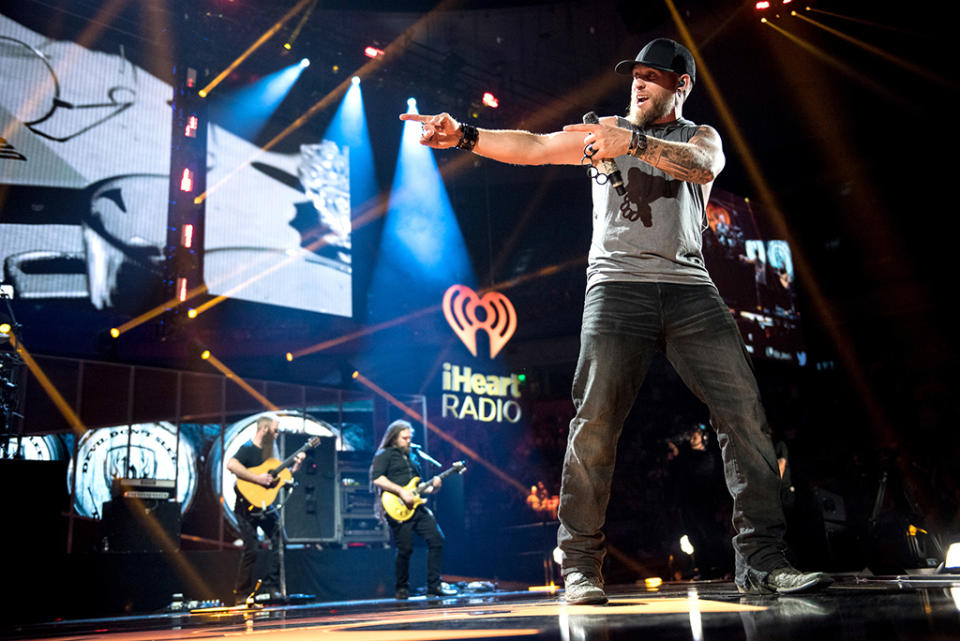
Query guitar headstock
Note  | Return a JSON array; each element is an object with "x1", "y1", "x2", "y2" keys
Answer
[
  {"x1": 453, "y1": 460, "x2": 467, "y2": 474},
  {"x1": 307, "y1": 436, "x2": 323, "y2": 448}
]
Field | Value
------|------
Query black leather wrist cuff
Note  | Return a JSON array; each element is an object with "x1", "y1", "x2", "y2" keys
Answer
[
  {"x1": 629, "y1": 130, "x2": 647, "y2": 156},
  {"x1": 456, "y1": 123, "x2": 479, "y2": 151}
]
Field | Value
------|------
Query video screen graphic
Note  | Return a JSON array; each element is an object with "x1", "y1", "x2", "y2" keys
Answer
[
  {"x1": 204, "y1": 125, "x2": 352, "y2": 316},
  {"x1": 0, "y1": 13, "x2": 172, "y2": 312},
  {"x1": 703, "y1": 188, "x2": 805, "y2": 365},
  {"x1": 0, "y1": 11, "x2": 353, "y2": 319}
]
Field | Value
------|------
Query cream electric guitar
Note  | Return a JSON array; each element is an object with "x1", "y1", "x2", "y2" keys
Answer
[
  {"x1": 235, "y1": 435, "x2": 323, "y2": 511},
  {"x1": 381, "y1": 461, "x2": 467, "y2": 522}
]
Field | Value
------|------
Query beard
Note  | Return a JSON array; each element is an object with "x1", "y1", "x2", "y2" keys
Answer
[{"x1": 626, "y1": 91, "x2": 674, "y2": 128}]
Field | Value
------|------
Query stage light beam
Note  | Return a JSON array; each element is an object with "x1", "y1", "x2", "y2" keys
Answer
[
  {"x1": 366, "y1": 98, "x2": 473, "y2": 321},
  {"x1": 9, "y1": 335, "x2": 87, "y2": 436},
  {"x1": 198, "y1": 0, "x2": 313, "y2": 98},
  {"x1": 665, "y1": 0, "x2": 898, "y2": 450},
  {"x1": 791, "y1": 10, "x2": 958, "y2": 90},
  {"x1": 209, "y1": 60, "x2": 311, "y2": 141},
  {"x1": 202, "y1": 352, "x2": 279, "y2": 411}
]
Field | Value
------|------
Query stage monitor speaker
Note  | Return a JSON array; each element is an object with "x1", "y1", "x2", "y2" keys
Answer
[
  {"x1": 102, "y1": 497, "x2": 181, "y2": 553},
  {"x1": 283, "y1": 435, "x2": 338, "y2": 542}
]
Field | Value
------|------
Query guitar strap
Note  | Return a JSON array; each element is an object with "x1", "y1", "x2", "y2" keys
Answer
[{"x1": 404, "y1": 452, "x2": 422, "y2": 483}]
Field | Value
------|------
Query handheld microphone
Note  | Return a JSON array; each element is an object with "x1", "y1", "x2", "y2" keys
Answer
[{"x1": 582, "y1": 111, "x2": 625, "y2": 196}]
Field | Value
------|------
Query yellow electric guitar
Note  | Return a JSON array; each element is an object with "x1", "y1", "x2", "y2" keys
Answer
[
  {"x1": 235, "y1": 435, "x2": 323, "y2": 511},
  {"x1": 381, "y1": 460, "x2": 467, "y2": 522}
]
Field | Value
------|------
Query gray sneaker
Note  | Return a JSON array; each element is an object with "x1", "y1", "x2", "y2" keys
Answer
[
  {"x1": 737, "y1": 566, "x2": 833, "y2": 595},
  {"x1": 562, "y1": 571, "x2": 608, "y2": 605}
]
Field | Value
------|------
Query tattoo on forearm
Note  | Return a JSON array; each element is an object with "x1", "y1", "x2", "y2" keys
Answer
[{"x1": 638, "y1": 129, "x2": 716, "y2": 184}]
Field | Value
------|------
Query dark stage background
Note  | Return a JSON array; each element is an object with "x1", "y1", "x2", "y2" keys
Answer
[{"x1": 1, "y1": 0, "x2": 958, "y2": 619}]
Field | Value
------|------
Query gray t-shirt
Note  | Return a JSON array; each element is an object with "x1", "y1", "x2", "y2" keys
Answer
[{"x1": 586, "y1": 116, "x2": 715, "y2": 291}]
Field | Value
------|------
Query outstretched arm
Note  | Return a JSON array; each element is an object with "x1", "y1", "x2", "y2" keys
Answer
[{"x1": 399, "y1": 112, "x2": 584, "y2": 166}]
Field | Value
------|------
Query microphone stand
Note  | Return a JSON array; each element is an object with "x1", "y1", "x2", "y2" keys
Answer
[{"x1": 412, "y1": 445, "x2": 442, "y2": 468}]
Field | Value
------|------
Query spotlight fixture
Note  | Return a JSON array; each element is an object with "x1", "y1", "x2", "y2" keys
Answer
[
  {"x1": 351, "y1": 75, "x2": 360, "y2": 85},
  {"x1": 299, "y1": 58, "x2": 310, "y2": 68},
  {"x1": 755, "y1": 0, "x2": 771, "y2": 8},
  {"x1": 364, "y1": 46, "x2": 385, "y2": 59},
  {"x1": 407, "y1": 97, "x2": 417, "y2": 109},
  {"x1": 482, "y1": 92, "x2": 499, "y2": 108}
]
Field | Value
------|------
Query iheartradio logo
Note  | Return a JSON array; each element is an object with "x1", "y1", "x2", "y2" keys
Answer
[{"x1": 442, "y1": 284, "x2": 517, "y2": 359}]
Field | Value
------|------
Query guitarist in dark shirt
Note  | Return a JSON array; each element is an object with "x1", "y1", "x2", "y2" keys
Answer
[
  {"x1": 227, "y1": 414, "x2": 305, "y2": 604},
  {"x1": 370, "y1": 419, "x2": 453, "y2": 599}
]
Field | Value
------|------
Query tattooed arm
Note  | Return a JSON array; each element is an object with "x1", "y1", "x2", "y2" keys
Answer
[
  {"x1": 564, "y1": 122, "x2": 725, "y2": 185},
  {"x1": 635, "y1": 125, "x2": 725, "y2": 185}
]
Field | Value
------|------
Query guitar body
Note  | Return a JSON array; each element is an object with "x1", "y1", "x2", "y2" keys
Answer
[
  {"x1": 380, "y1": 461, "x2": 467, "y2": 523},
  {"x1": 236, "y1": 458, "x2": 294, "y2": 510},
  {"x1": 381, "y1": 476, "x2": 426, "y2": 522}
]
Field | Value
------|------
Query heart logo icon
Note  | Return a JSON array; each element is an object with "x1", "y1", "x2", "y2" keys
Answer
[{"x1": 442, "y1": 284, "x2": 517, "y2": 359}]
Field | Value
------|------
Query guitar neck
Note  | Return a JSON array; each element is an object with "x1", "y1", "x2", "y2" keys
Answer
[
  {"x1": 273, "y1": 439, "x2": 316, "y2": 474},
  {"x1": 416, "y1": 464, "x2": 463, "y2": 492}
]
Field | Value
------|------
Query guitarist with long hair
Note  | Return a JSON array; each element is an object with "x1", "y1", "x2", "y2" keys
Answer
[
  {"x1": 370, "y1": 419, "x2": 455, "y2": 600},
  {"x1": 227, "y1": 414, "x2": 305, "y2": 604}
]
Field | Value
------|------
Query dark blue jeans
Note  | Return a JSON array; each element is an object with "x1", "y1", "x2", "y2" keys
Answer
[{"x1": 557, "y1": 281, "x2": 787, "y2": 587}]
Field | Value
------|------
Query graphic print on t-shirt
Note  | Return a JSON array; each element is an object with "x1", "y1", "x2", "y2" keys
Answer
[{"x1": 619, "y1": 166, "x2": 681, "y2": 226}]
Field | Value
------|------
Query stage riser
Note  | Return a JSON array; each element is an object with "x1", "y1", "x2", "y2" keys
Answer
[{"x1": 12, "y1": 548, "x2": 424, "y2": 623}]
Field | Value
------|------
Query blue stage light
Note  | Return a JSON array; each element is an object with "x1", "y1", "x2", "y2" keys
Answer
[
  {"x1": 365, "y1": 99, "x2": 474, "y2": 320},
  {"x1": 208, "y1": 61, "x2": 309, "y2": 140},
  {"x1": 407, "y1": 97, "x2": 417, "y2": 109},
  {"x1": 351, "y1": 76, "x2": 360, "y2": 86},
  {"x1": 321, "y1": 73, "x2": 377, "y2": 225},
  {"x1": 299, "y1": 58, "x2": 310, "y2": 68}
]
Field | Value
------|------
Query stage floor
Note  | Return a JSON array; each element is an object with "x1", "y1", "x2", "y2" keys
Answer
[{"x1": 5, "y1": 575, "x2": 960, "y2": 641}]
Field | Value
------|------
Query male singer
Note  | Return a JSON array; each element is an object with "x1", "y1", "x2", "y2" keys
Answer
[{"x1": 401, "y1": 38, "x2": 830, "y2": 603}]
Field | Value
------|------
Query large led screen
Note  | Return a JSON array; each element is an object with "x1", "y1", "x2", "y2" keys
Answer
[
  {"x1": 0, "y1": 13, "x2": 172, "y2": 312},
  {"x1": 703, "y1": 188, "x2": 805, "y2": 365},
  {"x1": 0, "y1": 10, "x2": 352, "y2": 318},
  {"x1": 203, "y1": 124, "x2": 352, "y2": 316}
]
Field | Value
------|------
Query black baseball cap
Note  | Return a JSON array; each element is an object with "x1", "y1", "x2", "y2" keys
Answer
[{"x1": 614, "y1": 38, "x2": 696, "y2": 84}]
